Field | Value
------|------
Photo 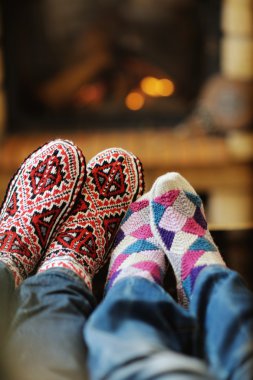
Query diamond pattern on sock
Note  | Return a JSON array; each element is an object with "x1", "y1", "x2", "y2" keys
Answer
[
  {"x1": 56, "y1": 226, "x2": 97, "y2": 259},
  {"x1": 0, "y1": 229, "x2": 31, "y2": 258},
  {"x1": 31, "y1": 205, "x2": 64, "y2": 247},
  {"x1": 150, "y1": 172, "x2": 226, "y2": 307},
  {"x1": 5, "y1": 191, "x2": 19, "y2": 218},
  {"x1": 0, "y1": 140, "x2": 86, "y2": 286},
  {"x1": 29, "y1": 151, "x2": 64, "y2": 198},
  {"x1": 103, "y1": 216, "x2": 123, "y2": 252},
  {"x1": 38, "y1": 148, "x2": 145, "y2": 289},
  {"x1": 91, "y1": 158, "x2": 127, "y2": 199},
  {"x1": 105, "y1": 195, "x2": 167, "y2": 291}
]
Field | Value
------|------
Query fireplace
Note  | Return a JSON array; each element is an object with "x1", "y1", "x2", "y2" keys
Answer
[{"x1": 1, "y1": 0, "x2": 221, "y2": 133}]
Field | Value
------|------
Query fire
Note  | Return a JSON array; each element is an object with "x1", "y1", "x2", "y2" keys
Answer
[
  {"x1": 140, "y1": 76, "x2": 174, "y2": 97},
  {"x1": 125, "y1": 92, "x2": 145, "y2": 111}
]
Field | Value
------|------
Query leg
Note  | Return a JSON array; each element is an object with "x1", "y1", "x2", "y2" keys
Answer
[
  {"x1": 190, "y1": 265, "x2": 253, "y2": 380},
  {"x1": 150, "y1": 172, "x2": 253, "y2": 379},
  {"x1": 85, "y1": 277, "x2": 216, "y2": 380},
  {"x1": 85, "y1": 193, "x2": 216, "y2": 380},
  {"x1": 4, "y1": 268, "x2": 95, "y2": 380},
  {"x1": 1, "y1": 144, "x2": 144, "y2": 380},
  {"x1": 0, "y1": 139, "x2": 86, "y2": 379},
  {"x1": 0, "y1": 262, "x2": 15, "y2": 380},
  {"x1": 0, "y1": 262, "x2": 15, "y2": 344}
]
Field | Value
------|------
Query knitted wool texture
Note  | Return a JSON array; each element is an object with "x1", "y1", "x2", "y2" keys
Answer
[
  {"x1": 0, "y1": 140, "x2": 86, "y2": 286},
  {"x1": 150, "y1": 172, "x2": 226, "y2": 307},
  {"x1": 106, "y1": 192, "x2": 167, "y2": 291},
  {"x1": 39, "y1": 148, "x2": 144, "y2": 289}
]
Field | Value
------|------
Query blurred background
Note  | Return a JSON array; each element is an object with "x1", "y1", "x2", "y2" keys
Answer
[{"x1": 0, "y1": 0, "x2": 252, "y2": 287}]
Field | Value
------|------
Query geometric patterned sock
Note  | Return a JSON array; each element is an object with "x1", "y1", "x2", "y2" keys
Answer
[
  {"x1": 0, "y1": 139, "x2": 86, "y2": 286},
  {"x1": 105, "y1": 192, "x2": 167, "y2": 292},
  {"x1": 38, "y1": 148, "x2": 145, "y2": 290},
  {"x1": 150, "y1": 172, "x2": 226, "y2": 307}
]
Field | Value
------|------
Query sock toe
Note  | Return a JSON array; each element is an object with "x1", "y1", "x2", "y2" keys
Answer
[{"x1": 152, "y1": 172, "x2": 197, "y2": 198}]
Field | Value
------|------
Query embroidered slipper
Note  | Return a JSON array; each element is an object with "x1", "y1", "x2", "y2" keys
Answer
[
  {"x1": 0, "y1": 139, "x2": 86, "y2": 286},
  {"x1": 38, "y1": 147, "x2": 144, "y2": 290}
]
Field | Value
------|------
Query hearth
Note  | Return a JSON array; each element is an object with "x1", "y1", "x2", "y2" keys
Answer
[{"x1": 1, "y1": 0, "x2": 220, "y2": 132}]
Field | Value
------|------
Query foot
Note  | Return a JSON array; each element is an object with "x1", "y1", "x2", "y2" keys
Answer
[
  {"x1": 0, "y1": 139, "x2": 86, "y2": 286},
  {"x1": 38, "y1": 148, "x2": 145, "y2": 290},
  {"x1": 150, "y1": 172, "x2": 226, "y2": 307},
  {"x1": 105, "y1": 192, "x2": 167, "y2": 292}
]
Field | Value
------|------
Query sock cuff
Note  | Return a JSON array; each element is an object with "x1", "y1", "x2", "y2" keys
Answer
[
  {"x1": 38, "y1": 255, "x2": 93, "y2": 289},
  {"x1": 106, "y1": 267, "x2": 165, "y2": 293}
]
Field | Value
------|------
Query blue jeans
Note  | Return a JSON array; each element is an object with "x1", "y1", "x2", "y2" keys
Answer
[
  {"x1": 0, "y1": 263, "x2": 95, "y2": 380},
  {"x1": 85, "y1": 266, "x2": 253, "y2": 380},
  {"x1": 0, "y1": 263, "x2": 252, "y2": 380}
]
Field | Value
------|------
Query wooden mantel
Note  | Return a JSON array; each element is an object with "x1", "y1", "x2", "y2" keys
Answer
[{"x1": 0, "y1": 129, "x2": 252, "y2": 229}]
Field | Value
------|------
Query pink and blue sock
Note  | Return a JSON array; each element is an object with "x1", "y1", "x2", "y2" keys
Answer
[
  {"x1": 150, "y1": 172, "x2": 226, "y2": 307},
  {"x1": 106, "y1": 193, "x2": 167, "y2": 291}
]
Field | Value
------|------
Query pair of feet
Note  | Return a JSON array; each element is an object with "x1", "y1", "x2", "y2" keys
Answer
[
  {"x1": 0, "y1": 139, "x2": 225, "y2": 306},
  {"x1": 107, "y1": 172, "x2": 225, "y2": 306},
  {"x1": 0, "y1": 139, "x2": 144, "y2": 289}
]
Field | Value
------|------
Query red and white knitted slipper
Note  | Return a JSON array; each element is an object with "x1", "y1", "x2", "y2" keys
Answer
[
  {"x1": 38, "y1": 147, "x2": 145, "y2": 289},
  {"x1": 0, "y1": 139, "x2": 86, "y2": 286}
]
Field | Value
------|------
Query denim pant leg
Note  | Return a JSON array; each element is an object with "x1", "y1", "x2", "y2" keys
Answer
[
  {"x1": 0, "y1": 262, "x2": 15, "y2": 380},
  {"x1": 4, "y1": 268, "x2": 96, "y2": 380},
  {"x1": 0, "y1": 262, "x2": 15, "y2": 342},
  {"x1": 84, "y1": 277, "x2": 216, "y2": 380},
  {"x1": 190, "y1": 265, "x2": 253, "y2": 380}
]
